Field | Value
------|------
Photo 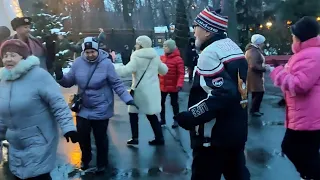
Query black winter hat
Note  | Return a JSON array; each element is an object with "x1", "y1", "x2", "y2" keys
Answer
[
  {"x1": 11, "y1": 17, "x2": 32, "y2": 31},
  {"x1": 0, "y1": 26, "x2": 10, "y2": 42},
  {"x1": 291, "y1": 16, "x2": 320, "y2": 42}
]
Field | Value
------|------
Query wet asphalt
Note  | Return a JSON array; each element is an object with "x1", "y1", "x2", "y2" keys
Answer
[{"x1": 0, "y1": 73, "x2": 301, "y2": 180}]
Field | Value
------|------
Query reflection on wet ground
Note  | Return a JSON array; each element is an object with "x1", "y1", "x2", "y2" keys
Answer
[{"x1": 0, "y1": 87, "x2": 301, "y2": 180}]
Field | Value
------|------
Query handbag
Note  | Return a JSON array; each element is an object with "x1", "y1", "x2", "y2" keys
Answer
[
  {"x1": 130, "y1": 60, "x2": 152, "y2": 98},
  {"x1": 69, "y1": 62, "x2": 99, "y2": 112}
]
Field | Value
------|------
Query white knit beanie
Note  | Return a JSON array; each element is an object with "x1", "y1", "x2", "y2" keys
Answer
[
  {"x1": 136, "y1": 35, "x2": 152, "y2": 48},
  {"x1": 82, "y1": 37, "x2": 99, "y2": 51},
  {"x1": 251, "y1": 34, "x2": 266, "y2": 45}
]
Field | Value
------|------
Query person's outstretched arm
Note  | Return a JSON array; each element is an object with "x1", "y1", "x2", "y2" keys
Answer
[{"x1": 107, "y1": 62, "x2": 133, "y2": 103}]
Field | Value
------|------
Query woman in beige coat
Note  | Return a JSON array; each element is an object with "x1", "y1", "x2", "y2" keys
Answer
[
  {"x1": 245, "y1": 34, "x2": 269, "y2": 117},
  {"x1": 116, "y1": 35, "x2": 168, "y2": 146}
]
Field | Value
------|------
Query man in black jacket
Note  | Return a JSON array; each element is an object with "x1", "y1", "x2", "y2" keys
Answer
[
  {"x1": 174, "y1": 7, "x2": 250, "y2": 180},
  {"x1": 186, "y1": 38, "x2": 198, "y2": 82}
]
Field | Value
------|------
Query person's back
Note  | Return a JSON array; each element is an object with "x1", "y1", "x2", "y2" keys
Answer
[
  {"x1": 130, "y1": 47, "x2": 165, "y2": 92},
  {"x1": 116, "y1": 35, "x2": 168, "y2": 146}
]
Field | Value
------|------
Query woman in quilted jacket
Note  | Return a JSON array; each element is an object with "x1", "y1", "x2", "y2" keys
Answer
[
  {"x1": 159, "y1": 39, "x2": 185, "y2": 128},
  {"x1": 270, "y1": 16, "x2": 320, "y2": 180}
]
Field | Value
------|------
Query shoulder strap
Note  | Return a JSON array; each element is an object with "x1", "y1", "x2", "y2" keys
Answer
[
  {"x1": 80, "y1": 62, "x2": 99, "y2": 95},
  {"x1": 135, "y1": 60, "x2": 152, "y2": 88}
]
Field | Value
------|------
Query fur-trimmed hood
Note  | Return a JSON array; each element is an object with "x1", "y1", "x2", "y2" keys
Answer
[
  {"x1": 131, "y1": 48, "x2": 158, "y2": 61},
  {"x1": 0, "y1": 55, "x2": 40, "y2": 81}
]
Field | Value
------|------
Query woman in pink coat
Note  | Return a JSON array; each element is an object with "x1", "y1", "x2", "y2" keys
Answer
[{"x1": 270, "y1": 16, "x2": 320, "y2": 180}]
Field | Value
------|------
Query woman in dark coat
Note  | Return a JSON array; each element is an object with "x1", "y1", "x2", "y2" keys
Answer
[{"x1": 185, "y1": 38, "x2": 198, "y2": 82}]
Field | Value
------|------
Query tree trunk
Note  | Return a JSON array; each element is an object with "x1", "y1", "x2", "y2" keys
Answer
[
  {"x1": 213, "y1": 0, "x2": 221, "y2": 9},
  {"x1": 90, "y1": 0, "x2": 105, "y2": 12},
  {"x1": 122, "y1": 0, "x2": 134, "y2": 29},
  {"x1": 147, "y1": 0, "x2": 155, "y2": 29},
  {"x1": 222, "y1": 0, "x2": 239, "y2": 43},
  {"x1": 160, "y1": 0, "x2": 171, "y2": 33}
]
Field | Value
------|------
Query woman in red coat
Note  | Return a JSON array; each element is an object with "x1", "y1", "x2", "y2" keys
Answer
[{"x1": 159, "y1": 39, "x2": 185, "y2": 128}]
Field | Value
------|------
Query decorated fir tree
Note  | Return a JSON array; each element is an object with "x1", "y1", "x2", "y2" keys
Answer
[{"x1": 29, "y1": 1, "x2": 73, "y2": 67}]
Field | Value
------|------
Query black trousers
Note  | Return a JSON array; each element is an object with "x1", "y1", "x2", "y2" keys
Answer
[
  {"x1": 15, "y1": 173, "x2": 51, "y2": 180},
  {"x1": 191, "y1": 146, "x2": 250, "y2": 180},
  {"x1": 160, "y1": 92, "x2": 179, "y2": 123},
  {"x1": 250, "y1": 92, "x2": 264, "y2": 113},
  {"x1": 188, "y1": 66, "x2": 194, "y2": 82},
  {"x1": 76, "y1": 116, "x2": 109, "y2": 168},
  {"x1": 129, "y1": 113, "x2": 163, "y2": 140},
  {"x1": 282, "y1": 128, "x2": 320, "y2": 179}
]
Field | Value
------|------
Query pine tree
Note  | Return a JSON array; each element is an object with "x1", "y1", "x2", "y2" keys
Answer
[
  {"x1": 174, "y1": 0, "x2": 190, "y2": 49},
  {"x1": 173, "y1": 0, "x2": 190, "y2": 64},
  {"x1": 30, "y1": 1, "x2": 73, "y2": 67},
  {"x1": 279, "y1": 0, "x2": 320, "y2": 23},
  {"x1": 31, "y1": 13, "x2": 70, "y2": 40}
]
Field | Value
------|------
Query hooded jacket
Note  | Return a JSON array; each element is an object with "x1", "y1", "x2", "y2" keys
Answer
[
  {"x1": 57, "y1": 49, "x2": 132, "y2": 120},
  {"x1": 159, "y1": 48, "x2": 185, "y2": 92},
  {"x1": 179, "y1": 34, "x2": 249, "y2": 148},
  {"x1": 116, "y1": 48, "x2": 168, "y2": 115},
  {"x1": 0, "y1": 56, "x2": 76, "y2": 179},
  {"x1": 270, "y1": 36, "x2": 320, "y2": 131}
]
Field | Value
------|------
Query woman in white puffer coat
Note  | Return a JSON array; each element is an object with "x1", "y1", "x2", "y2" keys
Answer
[{"x1": 116, "y1": 35, "x2": 168, "y2": 146}]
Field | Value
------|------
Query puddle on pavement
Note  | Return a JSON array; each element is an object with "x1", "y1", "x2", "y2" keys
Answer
[{"x1": 1, "y1": 144, "x2": 190, "y2": 180}]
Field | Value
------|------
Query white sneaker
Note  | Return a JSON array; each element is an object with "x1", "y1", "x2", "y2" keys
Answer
[{"x1": 2, "y1": 140, "x2": 9, "y2": 148}]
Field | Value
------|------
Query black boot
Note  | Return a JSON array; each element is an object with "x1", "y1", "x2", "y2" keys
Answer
[
  {"x1": 171, "y1": 94, "x2": 179, "y2": 129},
  {"x1": 278, "y1": 98, "x2": 286, "y2": 107},
  {"x1": 149, "y1": 139, "x2": 165, "y2": 145},
  {"x1": 81, "y1": 163, "x2": 89, "y2": 171},
  {"x1": 127, "y1": 138, "x2": 139, "y2": 145},
  {"x1": 160, "y1": 111, "x2": 166, "y2": 127},
  {"x1": 160, "y1": 92, "x2": 167, "y2": 126},
  {"x1": 171, "y1": 121, "x2": 179, "y2": 129},
  {"x1": 128, "y1": 113, "x2": 139, "y2": 145},
  {"x1": 147, "y1": 115, "x2": 164, "y2": 146}
]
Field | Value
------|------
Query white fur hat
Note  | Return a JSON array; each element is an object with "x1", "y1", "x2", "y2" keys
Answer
[
  {"x1": 251, "y1": 34, "x2": 266, "y2": 45},
  {"x1": 136, "y1": 35, "x2": 152, "y2": 48}
]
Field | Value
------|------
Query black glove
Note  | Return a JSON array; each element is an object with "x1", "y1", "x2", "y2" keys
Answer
[
  {"x1": 64, "y1": 131, "x2": 78, "y2": 143},
  {"x1": 126, "y1": 100, "x2": 139, "y2": 109},
  {"x1": 54, "y1": 61, "x2": 64, "y2": 80},
  {"x1": 174, "y1": 111, "x2": 196, "y2": 130}
]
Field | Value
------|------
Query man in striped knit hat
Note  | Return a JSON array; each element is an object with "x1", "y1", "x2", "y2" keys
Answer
[{"x1": 174, "y1": 7, "x2": 250, "y2": 179}]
